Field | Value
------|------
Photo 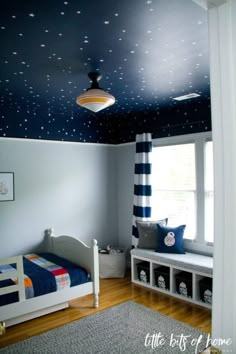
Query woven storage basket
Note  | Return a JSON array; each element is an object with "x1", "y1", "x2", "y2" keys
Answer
[{"x1": 99, "y1": 251, "x2": 126, "y2": 278}]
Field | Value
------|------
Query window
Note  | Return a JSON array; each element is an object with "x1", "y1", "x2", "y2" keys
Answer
[
  {"x1": 205, "y1": 141, "x2": 214, "y2": 243},
  {"x1": 152, "y1": 144, "x2": 196, "y2": 239},
  {"x1": 151, "y1": 133, "x2": 214, "y2": 254}
]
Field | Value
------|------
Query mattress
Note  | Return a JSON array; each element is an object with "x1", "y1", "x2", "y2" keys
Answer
[{"x1": 0, "y1": 253, "x2": 90, "y2": 306}]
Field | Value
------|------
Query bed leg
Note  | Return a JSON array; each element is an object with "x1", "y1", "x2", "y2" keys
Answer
[
  {"x1": 94, "y1": 294, "x2": 99, "y2": 308},
  {"x1": 0, "y1": 322, "x2": 6, "y2": 335}
]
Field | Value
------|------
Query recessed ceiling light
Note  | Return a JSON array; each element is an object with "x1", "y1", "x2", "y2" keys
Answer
[{"x1": 173, "y1": 93, "x2": 200, "y2": 101}]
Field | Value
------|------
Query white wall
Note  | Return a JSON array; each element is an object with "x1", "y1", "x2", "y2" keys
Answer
[
  {"x1": 0, "y1": 138, "x2": 117, "y2": 258},
  {"x1": 206, "y1": 0, "x2": 236, "y2": 350},
  {"x1": 192, "y1": 0, "x2": 236, "y2": 350}
]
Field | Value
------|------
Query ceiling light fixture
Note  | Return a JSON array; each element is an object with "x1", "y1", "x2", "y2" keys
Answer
[
  {"x1": 76, "y1": 72, "x2": 115, "y2": 112},
  {"x1": 173, "y1": 93, "x2": 200, "y2": 101}
]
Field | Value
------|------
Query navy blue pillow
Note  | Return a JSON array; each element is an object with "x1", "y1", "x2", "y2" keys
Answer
[{"x1": 155, "y1": 224, "x2": 186, "y2": 254}]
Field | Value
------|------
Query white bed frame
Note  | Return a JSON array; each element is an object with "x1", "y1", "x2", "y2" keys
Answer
[{"x1": 0, "y1": 228, "x2": 99, "y2": 328}]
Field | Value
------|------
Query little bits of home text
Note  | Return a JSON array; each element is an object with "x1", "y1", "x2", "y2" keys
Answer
[{"x1": 144, "y1": 332, "x2": 232, "y2": 353}]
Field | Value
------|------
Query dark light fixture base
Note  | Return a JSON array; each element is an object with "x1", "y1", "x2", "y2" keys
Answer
[{"x1": 88, "y1": 72, "x2": 102, "y2": 89}]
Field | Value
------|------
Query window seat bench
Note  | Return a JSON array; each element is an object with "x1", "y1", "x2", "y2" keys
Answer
[{"x1": 130, "y1": 248, "x2": 213, "y2": 308}]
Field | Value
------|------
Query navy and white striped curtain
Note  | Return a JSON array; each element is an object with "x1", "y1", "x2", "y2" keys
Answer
[{"x1": 132, "y1": 133, "x2": 152, "y2": 247}]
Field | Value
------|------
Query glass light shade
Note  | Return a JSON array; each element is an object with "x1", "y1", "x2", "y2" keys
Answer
[{"x1": 76, "y1": 88, "x2": 115, "y2": 112}]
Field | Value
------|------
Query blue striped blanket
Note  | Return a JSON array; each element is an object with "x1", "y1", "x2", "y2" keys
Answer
[{"x1": 0, "y1": 253, "x2": 90, "y2": 306}]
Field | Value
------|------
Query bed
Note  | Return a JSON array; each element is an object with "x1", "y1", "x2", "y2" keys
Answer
[{"x1": 0, "y1": 228, "x2": 99, "y2": 328}]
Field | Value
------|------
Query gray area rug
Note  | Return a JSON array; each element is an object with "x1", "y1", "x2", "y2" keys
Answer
[{"x1": 0, "y1": 301, "x2": 209, "y2": 354}]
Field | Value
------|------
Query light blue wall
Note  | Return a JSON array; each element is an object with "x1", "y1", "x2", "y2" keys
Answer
[
  {"x1": 0, "y1": 139, "x2": 117, "y2": 258},
  {"x1": 0, "y1": 135, "x2": 214, "y2": 259},
  {"x1": 115, "y1": 143, "x2": 135, "y2": 250}
]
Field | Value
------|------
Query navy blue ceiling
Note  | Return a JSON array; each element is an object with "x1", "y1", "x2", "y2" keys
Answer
[{"x1": 0, "y1": 0, "x2": 211, "y2": 144}]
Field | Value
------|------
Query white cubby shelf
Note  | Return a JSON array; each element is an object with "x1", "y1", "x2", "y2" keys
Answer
[{"x1": 131, "y1": 249, "x2": 213, "y2": 309}]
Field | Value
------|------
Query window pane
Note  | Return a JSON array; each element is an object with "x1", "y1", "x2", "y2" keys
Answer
[
  {"x1": 152, "y1": 190, "x2": 196, "y2": 239},
  {"x1": 152, "y1": 144, "x2": 196, "y2": 190},
  {"x1": 205, "y1": 141, "x2": 214, "y2": 190},
  {"x1": 205, "y1": 141, "x2": 214, "y2": 243},
  {"x1": 205, "y1": 191, "x2": 214, "y2": 243},
  {"x1": 152, "y1": 144, "x2": 196, "y2": 240}
]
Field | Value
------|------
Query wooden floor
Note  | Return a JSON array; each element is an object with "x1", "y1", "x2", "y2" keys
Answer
[{"x1": 0, "y1": 274, "x2": 211, "y2": 349}]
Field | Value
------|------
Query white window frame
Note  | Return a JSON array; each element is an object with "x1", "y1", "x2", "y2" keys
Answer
[{"x1": 152, "y1": 132, "x2": 213, "y2": 256}]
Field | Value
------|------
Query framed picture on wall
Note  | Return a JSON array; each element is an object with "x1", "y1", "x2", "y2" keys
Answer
[{"x1": 0, "y1": 172, "x2": 15, "y2": 201}]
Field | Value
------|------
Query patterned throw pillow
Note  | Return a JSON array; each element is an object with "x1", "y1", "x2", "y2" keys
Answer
[
  {"x1": 136, "y1": 218, "x2": 168, "y2": 249},
  {"x1": 155, "y1": 224, "x2": 186, "y2": 254}
]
